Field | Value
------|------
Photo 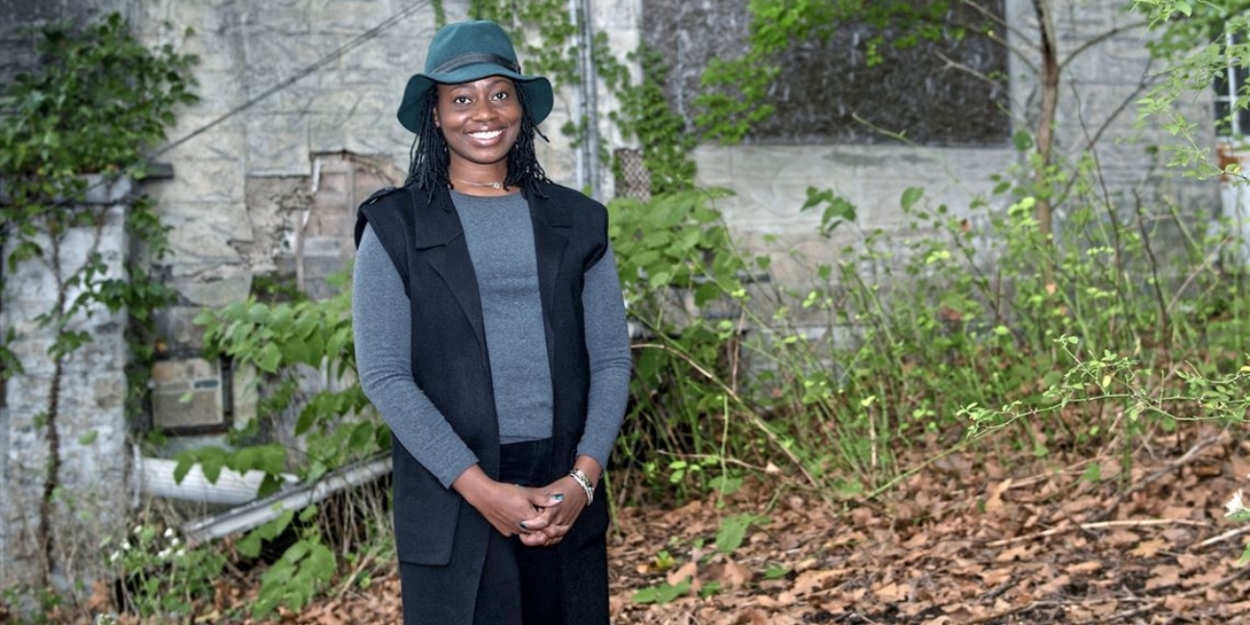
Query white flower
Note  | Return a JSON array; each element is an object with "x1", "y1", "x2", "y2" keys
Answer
[
  {"x1": 164, "y1": 528, "x2": 176, "y2": 539},
  {"x1": 1225, "y1": 489, "x2": 1247, "y2": 518},
  {"x1": 174, "y1": 548, "x2": 186, "y2": 558},
  {"x1": 169, "y1": 537, "x2": 181, "y2": 547},
  {"x1": 109, "y1": 550, "x2": 121, "y2": 563},
  {"x1": 157, "y1": 548, "x2": 172, "y2": 560},
  {"x1": 120, "y1": 540, "x2": 132, "y2": 551},
  {"x1": 132, "y1": 525, "x2": 143, "y2": 535}
]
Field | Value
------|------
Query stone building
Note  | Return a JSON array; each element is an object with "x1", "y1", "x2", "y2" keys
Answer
[{"x1": 0, "y1": 0, "x2": 1221, "y2": 599}]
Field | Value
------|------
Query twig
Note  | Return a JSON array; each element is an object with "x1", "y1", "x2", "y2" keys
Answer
[
  {"x1": 1086, "y1": 432, "x2": 1223, "y2": 524},
  {"x1": 976, "y1": 573, "x2": 1020, "y2": 602},
  {"x1": 987, "y1": 518, "x2": 1210, "y2": 548},
  {"x1": 1196, "y1": 526, "x2": 1250, "y2": 550}
]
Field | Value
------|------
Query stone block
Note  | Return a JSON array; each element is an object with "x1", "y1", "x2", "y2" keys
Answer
[
  {"x1": 151, "y1": 158, "x2": 246, "y2": 204},
  {"x1": 246, "y1": 113, "x2": 312, "y2": 177},
  {"x1": 167, "y1": 263, "x2": 252, "y2": 308},
  {"x1": 162, "y1": 201, "x2": 252, "y2": 260}
]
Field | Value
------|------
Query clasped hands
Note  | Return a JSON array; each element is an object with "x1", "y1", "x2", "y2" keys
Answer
[{"x1": 453, "y1": 465, "x2": 591, "y2": 548}]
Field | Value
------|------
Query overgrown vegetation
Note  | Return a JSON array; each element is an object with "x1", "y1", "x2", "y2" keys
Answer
[{"x1": 7, "y1": 0, "x2": 1250, "y2": 621}]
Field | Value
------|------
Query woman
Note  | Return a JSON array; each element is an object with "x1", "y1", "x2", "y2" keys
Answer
[{"x1": 351, "y1": 19, "x2": 632, "y2": 625}]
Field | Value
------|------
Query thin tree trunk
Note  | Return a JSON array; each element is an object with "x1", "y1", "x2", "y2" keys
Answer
[{"x1": 1033, "y1": 0, "x2": 1059, "y2": 242}]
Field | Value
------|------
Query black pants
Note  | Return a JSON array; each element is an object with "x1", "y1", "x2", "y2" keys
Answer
[{"x1": 401, "y1": 439, "x2": 564, "y2": 625}]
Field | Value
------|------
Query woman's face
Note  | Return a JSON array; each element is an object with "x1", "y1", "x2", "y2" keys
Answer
[{"x1": 434, "y1": 77, "x2": 522, "y2": 173}]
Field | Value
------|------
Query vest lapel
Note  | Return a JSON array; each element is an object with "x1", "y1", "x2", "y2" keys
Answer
[
  {"x1": 409, "y1": 187, "x2": 489, "y2": 359},
  {"x1": 528, "y1": 188, "x2": 571, "y2": 365}
]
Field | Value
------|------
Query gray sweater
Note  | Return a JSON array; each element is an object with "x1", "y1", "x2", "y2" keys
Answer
[{"x1": 353, "y1": 190, "x2": 632, "y2": 488}]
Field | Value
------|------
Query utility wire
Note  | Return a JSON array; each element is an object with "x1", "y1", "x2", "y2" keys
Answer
[{"x1": 150, "y1": 0, "x2": 430, "y2": 159}]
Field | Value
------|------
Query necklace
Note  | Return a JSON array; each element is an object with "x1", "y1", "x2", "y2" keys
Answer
[{"x1": 453, "y1": 177, "x2": 506, "y2": 190}]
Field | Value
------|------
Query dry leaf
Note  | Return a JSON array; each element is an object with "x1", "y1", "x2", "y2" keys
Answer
[
  {"x1": 792, "y1": 569, "x2": 839, "y2": 596},
  {"x1": 1129, "y1": 539, "x2": 1167, "y2": 558},
  {"x1": 667, "y1": 560, "x2": 699, "y2": 586},
  {"x1": 1144, "y1": 565, "x2": 1182, "y2": 591},
  {"x1": 720, "y1": 558, "x2": 753, "y2": 590}
]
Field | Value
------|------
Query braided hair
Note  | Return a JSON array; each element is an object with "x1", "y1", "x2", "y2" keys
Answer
[{"x1": 405, "y1": 81, "x2": 550, "y2": 198}]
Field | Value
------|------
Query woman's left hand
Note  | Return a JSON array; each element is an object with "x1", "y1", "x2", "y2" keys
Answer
[
  {"x1": 519, "y1": 456, "x2": 601, "y2": 548},
  {"x1": 519, "y1": 476, "x2": 586, "y2": 547}
]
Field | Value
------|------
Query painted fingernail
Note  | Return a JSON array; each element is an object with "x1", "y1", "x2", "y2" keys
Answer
[
  {"x1": 519, "y1": 521, "x2": 528, "y2": 531},
  {"x1": 552, "y1": 493, "x2": 565, "y2": 502}
]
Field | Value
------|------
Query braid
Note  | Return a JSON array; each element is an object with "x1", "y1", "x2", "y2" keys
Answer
[
  {"x1": 405, "y1": 89, "x2": 449, "y2": 191},
  {"x1": 404, "y1": 81, "x2": 550, "y2": 198},
  {"x1": 505, "y1": 86, "x2": 551, "y2": 198}
]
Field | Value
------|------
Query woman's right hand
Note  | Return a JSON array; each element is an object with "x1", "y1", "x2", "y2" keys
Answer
[{"x1": 451, "y1": 464, "x2": 559, "y2": 537}]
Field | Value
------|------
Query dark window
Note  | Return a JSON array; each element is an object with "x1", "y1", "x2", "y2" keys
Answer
[
  {"x1": 1215, "y1": 32, "x2": 1250, "y2": 138},
  {"x1": 642, "y1": 0, "x2": 1010, "y2": 146}
]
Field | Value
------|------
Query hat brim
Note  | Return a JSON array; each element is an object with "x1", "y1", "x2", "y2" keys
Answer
[{"x1": 397, "y1": 65, "x2": 554, "y2": 134}]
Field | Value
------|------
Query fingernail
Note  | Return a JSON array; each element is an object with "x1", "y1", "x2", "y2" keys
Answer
[
  {"x1": 519, "y1": 521, "x2": 528, "y2": 531},
  {"x1": 552, "y1": 493, "x2": 565, "y2": 502}
]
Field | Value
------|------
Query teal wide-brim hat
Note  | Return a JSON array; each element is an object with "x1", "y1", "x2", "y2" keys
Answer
[{"x1": 397, "y1": 20, "x2": 554, "y2": 134}]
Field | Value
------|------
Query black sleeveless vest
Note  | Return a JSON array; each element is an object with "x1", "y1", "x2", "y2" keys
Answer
[{"x1": 354, "y1": 182, "x2": 610, "y2": 621}]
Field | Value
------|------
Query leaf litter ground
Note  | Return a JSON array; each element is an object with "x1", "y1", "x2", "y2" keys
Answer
[{"x1": 72, "y1": 426, "x2": 1250, "y2": 624}]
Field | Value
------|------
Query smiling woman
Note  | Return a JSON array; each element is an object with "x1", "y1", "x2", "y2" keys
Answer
[
  {"x1": 350, "y1": 19, "x2": 632, "y2": 625},
  {"x1": 435, "y1": 77, "x2": 523, "y2": 189}
]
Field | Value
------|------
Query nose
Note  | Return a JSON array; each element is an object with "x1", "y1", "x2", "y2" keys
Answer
[{"x1": 469, "y1": 97, "x2": 497, "y2": 122}]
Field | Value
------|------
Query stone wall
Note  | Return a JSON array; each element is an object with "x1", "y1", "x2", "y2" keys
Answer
[
  {"x1": 0, "y1": 179, "x2": 131, "y2": 598},
  {"x1": 675, "y1": 0, "x2": 1217, "y2": 309}
]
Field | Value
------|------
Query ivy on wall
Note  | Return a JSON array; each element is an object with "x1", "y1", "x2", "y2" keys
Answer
[{"x1": 0, "y1": 13, "x2": 197, "y2": 588}]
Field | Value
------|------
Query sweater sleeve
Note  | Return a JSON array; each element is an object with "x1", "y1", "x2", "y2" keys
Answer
[
  {"x1": 353, "y1": 223, "x2": 479, "y2": 488},
  {"x1": 575, "y1": 244, "x2": 632, "y2": 470}
]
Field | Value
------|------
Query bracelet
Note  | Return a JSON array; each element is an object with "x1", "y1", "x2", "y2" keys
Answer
[{"x1": 569, "y1": 468, "x2": 595, "y2": 506}]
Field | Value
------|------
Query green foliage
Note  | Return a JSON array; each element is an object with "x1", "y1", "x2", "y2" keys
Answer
[
  {"x1": 1137, "y1": 0, "x2": 1250, "y2": 177},
  {"x1": 103, "y1": 523, "x2": 226, "y2": 619},
  {"x1": 612, "y1": 45, "x2": 697, "y2": 194},
  {"x1": 188, "y1": 282, "x2": 384, "y2": 618}
]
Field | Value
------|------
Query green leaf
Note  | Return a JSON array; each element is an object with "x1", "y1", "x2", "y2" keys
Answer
[
  {"x1": 77, "y1": 430, "x2": 98, "y2": 445},
  {"x1": 237, "y1": 531, "x2": 263, "y2": 559},
  {"x1": 1012, "y1": 130, "x2": 1034, "y2": 151},
  {"x1": 900, "y1": 187, "x2": 924, "y2": 211},
  {"x1": 631, "y1": 579, "x2": 690, "y2": 605},
  {"x1": 257, "y1": 342, "x2": 282, "y2": 373},
  {"x1": 716, "y1": 513, "x2": 766, "y2": 555}
]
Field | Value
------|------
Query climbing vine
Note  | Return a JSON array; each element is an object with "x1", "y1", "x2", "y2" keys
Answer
[
  {"x1": 0, "y1": 13, "x2": 197, "y2": 588},
  {"x1": 468, "y1": 0, "x2": 695, "y2": 193}
]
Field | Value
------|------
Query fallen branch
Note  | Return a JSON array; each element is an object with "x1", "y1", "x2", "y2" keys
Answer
[{"x1": 987, "y1": 518, "x2": 1210, "y2": 548}]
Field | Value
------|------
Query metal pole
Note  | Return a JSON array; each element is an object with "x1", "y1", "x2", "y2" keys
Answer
[
  {"x1": 568, "y1": 0, "x2": 587, "y2": 192},
  {"x1": 581, "y1": 0, "x2": 601, "y2": 201}
]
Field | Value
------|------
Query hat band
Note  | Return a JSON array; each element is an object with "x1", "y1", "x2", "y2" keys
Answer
[{"x1": 430, "y1": 52, "x2": 521, "y2": 75}]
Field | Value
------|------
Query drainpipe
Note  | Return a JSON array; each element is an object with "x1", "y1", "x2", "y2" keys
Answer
[
  {"x1": 581, "y1": 0, "x2": 601, "y2": 201},
  {"x1": 133, "y1": 446, "x2": 297, "y2": 507},
  {"x1": 568, "y1": 0, "x2": 587, "y2": 193}
]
